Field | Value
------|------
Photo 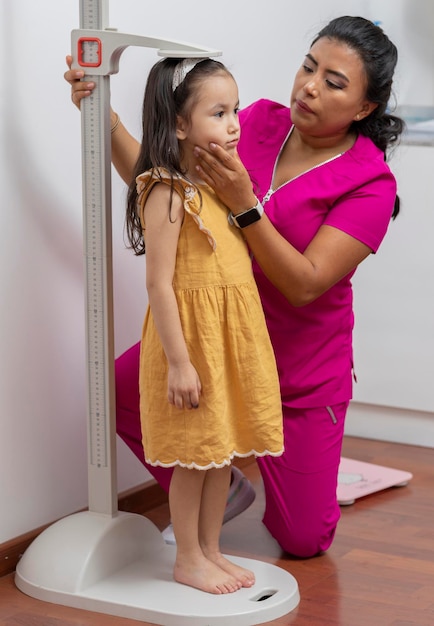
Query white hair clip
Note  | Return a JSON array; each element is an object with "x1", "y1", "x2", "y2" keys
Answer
[{"x1": 172, "y1": 58, "x2": 207, "y2": 92}]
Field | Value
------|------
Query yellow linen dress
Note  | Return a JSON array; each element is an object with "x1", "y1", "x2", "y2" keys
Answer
[{"x1": 137, "y1": 167, "x2": 283, "y2": 470}]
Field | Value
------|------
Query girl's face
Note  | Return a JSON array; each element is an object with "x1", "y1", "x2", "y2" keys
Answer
[
  {"x1": 290, "y1": 37, "x2": 377, "y2": 140},
  {"x1": 176, "y1": 73, "x2": 240, "y2": 167}
]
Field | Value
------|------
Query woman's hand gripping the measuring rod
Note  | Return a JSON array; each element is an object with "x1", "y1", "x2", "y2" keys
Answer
[{"x1": 64, "y1": 55, "x2": 140, "y2": 185}]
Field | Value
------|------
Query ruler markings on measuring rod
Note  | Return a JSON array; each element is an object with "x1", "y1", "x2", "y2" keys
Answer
[
  {"x1": 81, "y1": 80, "x2": 115, "y2": 484},
  {"x1": 83, "y1": 81, "x2": 106, "y2": 470},
  {"x1": 79, "y1": 0, "x2": 117, "y2": 515}
]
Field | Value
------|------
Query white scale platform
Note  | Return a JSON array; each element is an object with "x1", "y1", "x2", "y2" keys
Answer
[{"x1": 15, "y1": 511, "x2": 300, "y2": 625}]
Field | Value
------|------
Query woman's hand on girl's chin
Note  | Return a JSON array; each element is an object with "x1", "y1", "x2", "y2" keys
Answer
[{"x1": 193, "y1": 143, "x2": 256, "y2": 212}]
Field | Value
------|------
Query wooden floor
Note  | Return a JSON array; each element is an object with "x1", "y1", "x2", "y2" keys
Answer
[{"x1": 1, "y1": 436, "x2": 433, "y2": 626}]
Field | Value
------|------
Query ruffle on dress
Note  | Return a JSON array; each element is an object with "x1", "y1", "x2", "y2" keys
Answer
[{"x1": 136, "y1": 167, "x2": 217, "y2": 250}]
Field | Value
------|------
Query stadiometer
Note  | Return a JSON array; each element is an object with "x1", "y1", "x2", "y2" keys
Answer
[{"x1": 15, "y1": 1, "x2": 300, "y2": 623}]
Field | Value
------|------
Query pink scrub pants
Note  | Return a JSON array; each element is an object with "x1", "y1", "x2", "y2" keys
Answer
[
  {"x1": 115, "y1": 343, "x2": 173, "y2": 493},
  {"x1": 115, "y1": 342, "x2": 347, "y2": 558},
  {"x1": 257, "y1": 402, "x2": 347, "y2": 557}
]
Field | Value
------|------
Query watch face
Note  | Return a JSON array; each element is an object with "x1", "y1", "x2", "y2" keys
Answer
[{"x1": 236, "y1": 208, "x2": 262, "y2": 228}]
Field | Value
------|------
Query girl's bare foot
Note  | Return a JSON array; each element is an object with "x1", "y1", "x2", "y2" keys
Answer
[
  {"x1": 174, "y1": 553, "x2": 242, "y2": 594},
  {"x1": 205, "y1": 551, "x2": 256, "y2": 588}
]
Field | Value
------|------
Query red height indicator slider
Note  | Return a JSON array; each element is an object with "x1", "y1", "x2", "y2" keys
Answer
[{"x1": 77, "y1": 37, "x2": 102, "y2": 67}]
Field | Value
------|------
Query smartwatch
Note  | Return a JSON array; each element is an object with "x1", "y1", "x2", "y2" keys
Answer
[{"x1": 228, "y1": 198, "x2": 264, "y2": 229}]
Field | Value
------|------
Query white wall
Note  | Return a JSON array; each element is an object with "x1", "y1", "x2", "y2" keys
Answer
[
  {"x1": 359, "y1": 0, "x2": 434, "y2": 107},
  {"x1": 351, "y1": 144, "x2": 434, "y2": 413},
  {"x1": 1, "y1": 0, "x2": 433, "y2": 544},
  {"x1": 346, "y1": 143, "x2": 434, "y2": 446}
]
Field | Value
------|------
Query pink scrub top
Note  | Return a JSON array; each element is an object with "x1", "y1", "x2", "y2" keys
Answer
[{"x1": 238, "y1": 99, "x2": 397, "y2": 408}]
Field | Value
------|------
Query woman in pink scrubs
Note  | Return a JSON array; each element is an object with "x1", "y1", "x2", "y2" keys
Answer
[{"x1": 65, "y1": 16, "x2": 404, "y2": 557}]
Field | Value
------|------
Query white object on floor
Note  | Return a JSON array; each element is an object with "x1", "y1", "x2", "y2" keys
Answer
[
  {"x1": 161, "y1": 523, "x2": 176, "y2": 545},
  {"x1": 15, "y1": 511, "x2": 300, "y2": 626},
  {"x1": 337, "y1": 457, "x2": 413, "y2": 506}
]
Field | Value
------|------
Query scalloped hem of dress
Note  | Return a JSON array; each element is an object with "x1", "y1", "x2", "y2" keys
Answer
[{"x1": 145, "y1": 447, "x2": 284, "y2": 470}]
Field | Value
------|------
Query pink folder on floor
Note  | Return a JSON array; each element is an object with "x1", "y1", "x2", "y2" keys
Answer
[{"x1": 337, "y1": 457, "x2": 413, "y2": 505}]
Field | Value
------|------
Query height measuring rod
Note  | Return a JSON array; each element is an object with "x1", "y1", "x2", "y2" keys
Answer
[{"x1": 75, "y1": 0, "x2": 221, "y2": 515}]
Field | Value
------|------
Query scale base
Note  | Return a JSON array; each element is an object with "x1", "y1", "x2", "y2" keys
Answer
[
  {"x1": 15, "y1": 511, "x2": 299, "y2": 626},
  {"x1": 337, "y1": 457, "x2": 413, "y2": 506}
]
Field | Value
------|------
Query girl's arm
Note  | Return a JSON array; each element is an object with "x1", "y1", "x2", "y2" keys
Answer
[
  {"x1": 64, "y1": 56, "x2": 140, "y2": 185},
  {"x1": 194, "y1": 144, "x2": 371, "y2": 307},
  {"x1": 144, "y1": 184, "x2": 201, "y2": 410}
]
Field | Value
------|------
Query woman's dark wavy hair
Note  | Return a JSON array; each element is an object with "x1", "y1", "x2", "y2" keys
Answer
[
  {"x1": 312, "y1": 16, "x2": 404, "y2": 218},
  {"x1": 126, "y1": 57, "x2": 230, "y2": 255}
]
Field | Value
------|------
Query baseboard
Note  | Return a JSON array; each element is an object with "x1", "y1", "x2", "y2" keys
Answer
[
  {"x1": 0, "y1": 480, "x2": 167, "y2": 579},
  {"x1": 345, "y1": 402, "x2": 434, "y2": 448}
]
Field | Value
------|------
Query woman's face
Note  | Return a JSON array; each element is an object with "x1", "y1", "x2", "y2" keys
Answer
[{"x1": 290, "y1": 37, "x2": 376, "y2": 140}]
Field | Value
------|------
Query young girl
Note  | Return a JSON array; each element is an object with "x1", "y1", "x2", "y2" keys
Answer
[{"x1": 126, "y1": 57, "x2": 283, "y2": 595}]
